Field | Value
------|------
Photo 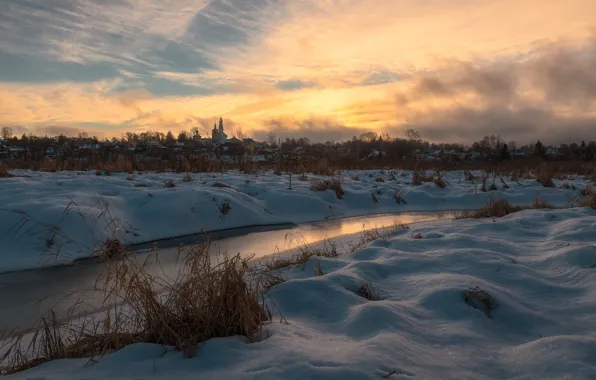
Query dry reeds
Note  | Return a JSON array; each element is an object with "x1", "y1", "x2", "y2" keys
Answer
[
  {"x1": 310, "y1": 178, "x2": 344, "y2": 199},
  {"x1": 264, "y1": 239, "x2": 339, "y2": 271},
  {"x1": 456, "y1": 199, "x2": 524, "y2": 219},
  {"x1": 182, "y1": 173, "x2": 193, "y2": 182},
  {"x1": 412, "y1": 170, "x2": 433, "y2": 185},
  {"x1": 213, "y1": 182, "x2": 231, "y2": 188},
  {"x1": 97, "y1": 238, "x2": 126, "y2": 261},
  {"x1": 0, "y1": 162, "x2": 13, "y2": 178},
  {"x1": 1, "y1": 243, "x2": 267, "y2": 375}
]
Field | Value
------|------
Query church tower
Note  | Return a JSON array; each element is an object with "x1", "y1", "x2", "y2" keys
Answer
[
  {"x1": 212, "y1": 123, "x2": 217, "y2": 140},
  {"x1": 218, "y1": 117, "x2": 224, "y2": 134}
]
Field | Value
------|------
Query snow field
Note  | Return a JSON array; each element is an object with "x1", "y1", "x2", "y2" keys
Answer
[
  {"x1": 7, "y1": 207, "x2": 596, "y2": 379},
  {"x1": 0, "y1": 169, "x2": 590, "y2": 273}
]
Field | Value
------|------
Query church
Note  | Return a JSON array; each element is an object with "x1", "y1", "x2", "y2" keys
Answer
[{"x1": 211, "y1": 117, "x2": 228, "y2": 145}]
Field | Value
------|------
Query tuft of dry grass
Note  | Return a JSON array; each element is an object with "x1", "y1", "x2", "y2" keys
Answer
[
  {"x1": 351, "y1": 175, "x2": 360, "y2": 181},
  {"x1": 393, "y1": 189, "x2": 407, "y2": 204},
  {"x1": 219, "y1": 200, "x2": 232, "y2": 215},
  {"x1": 356, "y1": 283, "x2": 383, "y2": 301},
  {"x1": 212, "y1": 182, "x2": 231, "y2": 188},
  {"x1": 163, "y1": 180, "x2": 175, "y2": 188},
  {"x1": 299, "y1": 173, "x2": 308, "y2": 182},
  {"x1": 310, "y1": 178, "x2": 344, "y2": 199},
  {"x1": 0, "y1": 162, "x2": 13, "y2": 178},
  {"x1": 434, "y1": 176, "x2": 447, "y2": 188},
  {"x1": 182, "y1": 173, "x2": 193, "y2": 182},
  {"x1": 97, "y1": 238, "x2": 126, "y2": 261},
  {"x1": 580, "y1": 185, "x2": 593, "y2": 197},
  {"x1": 375, "y1": 177, "x2": 385, "y2": 183},
  {"x1": 536, "y1": 172, "x2": 555, "y2": 188},
  {"x1": 532, "y1": 194, "x2": 552, "y2": 209},
  {"x1": 371, "y1": 193, "x2": 379, "y2": 203},
  {"x1": 412, "y1": 170, "x2": 433, "y2": 185},
  {"x1": 463, "y1": 286, "x2": 498, "y2": 319},
  {"x1": 313, "y1": 263, "x2": 325, "y2": 276},
  {"x1": 0, "y1": 243, "x2": 268, "y2": 375},
  {"x1": 456, "y1": 199, "x2": 524, "y2": 219},
  {"x1": 264, "y1": 238, "x2": 339, "y2": 271},
  {"x1": 580, "y1": 192, "x2": 596, "y2": 209}
]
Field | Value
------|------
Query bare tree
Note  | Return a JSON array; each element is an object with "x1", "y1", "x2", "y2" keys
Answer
[
  {"x1": 235, "y1": 127, "x2": 246, "y2": 140},
  {"x1": 359, "y1": 132, "x2": 378, "y2": 143},
  {"x1": 1, "y1": 126, "x2": 13, "y2": 140},
  {"x1": 267, "y1": 132, "x2": 277, "y2": 146},
  {"x1": 403, "y1": 128, "x2": 421, "y2": 141}
]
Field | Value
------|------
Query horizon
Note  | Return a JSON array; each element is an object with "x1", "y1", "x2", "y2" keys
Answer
[{"x1": 1, "y1": 0, "x2": 595, "y2": 145}]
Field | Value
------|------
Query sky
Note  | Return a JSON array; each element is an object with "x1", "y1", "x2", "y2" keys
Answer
[{"x1": 0, "y1": 0, "x2": 595, "y2": 144}]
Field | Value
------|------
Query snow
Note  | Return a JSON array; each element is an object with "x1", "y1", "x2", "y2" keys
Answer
[
  {"x1": 6, "y1": 207, "x2": 596, "y2": 379},
  {"x1": 0, "y1": 169, "x2": 590, "y2": 273}
]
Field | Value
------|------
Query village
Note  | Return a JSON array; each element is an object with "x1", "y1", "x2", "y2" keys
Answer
[{"x1": 1, "y1": 120, "x2": 595, "y2": 172}]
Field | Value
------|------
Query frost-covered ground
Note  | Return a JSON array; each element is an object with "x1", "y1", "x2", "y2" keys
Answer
[
  {"x1": 0, "y1": 169, "x2": 589, "y2": 272},
  {"x1": 7, "y1": 208, "x2": 596, "y2": 379}
]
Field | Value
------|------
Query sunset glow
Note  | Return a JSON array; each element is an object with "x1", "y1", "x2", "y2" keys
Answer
[{"x1": 1, "y1": 0, "x2": 594, "y2": 143}]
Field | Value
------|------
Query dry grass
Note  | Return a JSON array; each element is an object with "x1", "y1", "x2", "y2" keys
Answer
[
  {"x1": 219, "y1": 200, "x2": 232, "y2": 215},
  {"x1": 456, "y1": 199, "x2": 525, "y2": 219},
  {"x1": 393, "y1": 189, "x2": 407, "y2": 204},
  {"x1": 97, "y1": 238, "x2": 126, "y2": 261},
  {"x1": 581, "y1": 192, "x2": 596, "y2": 209},
  {"x1": 434, "y1": 176, "x2": 447, "y2": 188},
  {"x1": 182, "y1": 173, "x2": 193, "y2": 182},
  {"x1": 310, "y1": 178, "x2": 344, "y2": 199},
  {"x1": 163, "y1": 180, "x2": 176, "y2": 188},
  {"x1": 375, "y1": 177, "x2": 385, "y2": 183},
  {"x1": 463, "y1": 286, "x2": 498, "y2": 319},
  {"x1": 536, "y1": 173, "x2": 555, "y2": 188},
  {"x1": 580, "y1": 185, "x2": 593, "y2": 196},
  {"x1": 371, "y1": 193, "x2": 379, "y2": 203},
  {"x1": 356, "y1": 283, "x2": 383, "y2": 301},
  {"x1": 0, "y1": 162, "x2": 13, "y2": 178},
  {"x1": 213, "y1": 182, "x2": 231, "y2": 188},
  {"x1": 299, "y1": 173, "x2": 308, "y2": 182},
  {"x1": 264, "y1": 238, "x2": 340, "y2": 271},
  {"x1": 0, "y1": 243, "x2": 268, "y2": 375},
  {"x1": 412, "y1": 170, "x2": 433, "y2": 185},
  {"x1": 532, "y1": 194, "x2": 552, "y2": 209}
]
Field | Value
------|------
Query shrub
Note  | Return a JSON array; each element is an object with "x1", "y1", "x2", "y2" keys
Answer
[
  {"x1": 299, "y1": 173, "x2": 308, "y2": 181},
  {"x1": 163, "y1": 180, "x2": 176, "y2": 188}
]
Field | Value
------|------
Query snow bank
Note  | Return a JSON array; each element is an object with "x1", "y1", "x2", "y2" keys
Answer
[
  {"x1": 0, "y1": 169, "x2": 589, "y2": 272},
  {"x1": 7, "y1": 208, "x2": 596, "y2": 379}
]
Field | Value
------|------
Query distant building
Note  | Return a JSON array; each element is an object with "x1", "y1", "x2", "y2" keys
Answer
[{"x1": 212, "y1": 117, "x2": 228, "y2": 145}]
